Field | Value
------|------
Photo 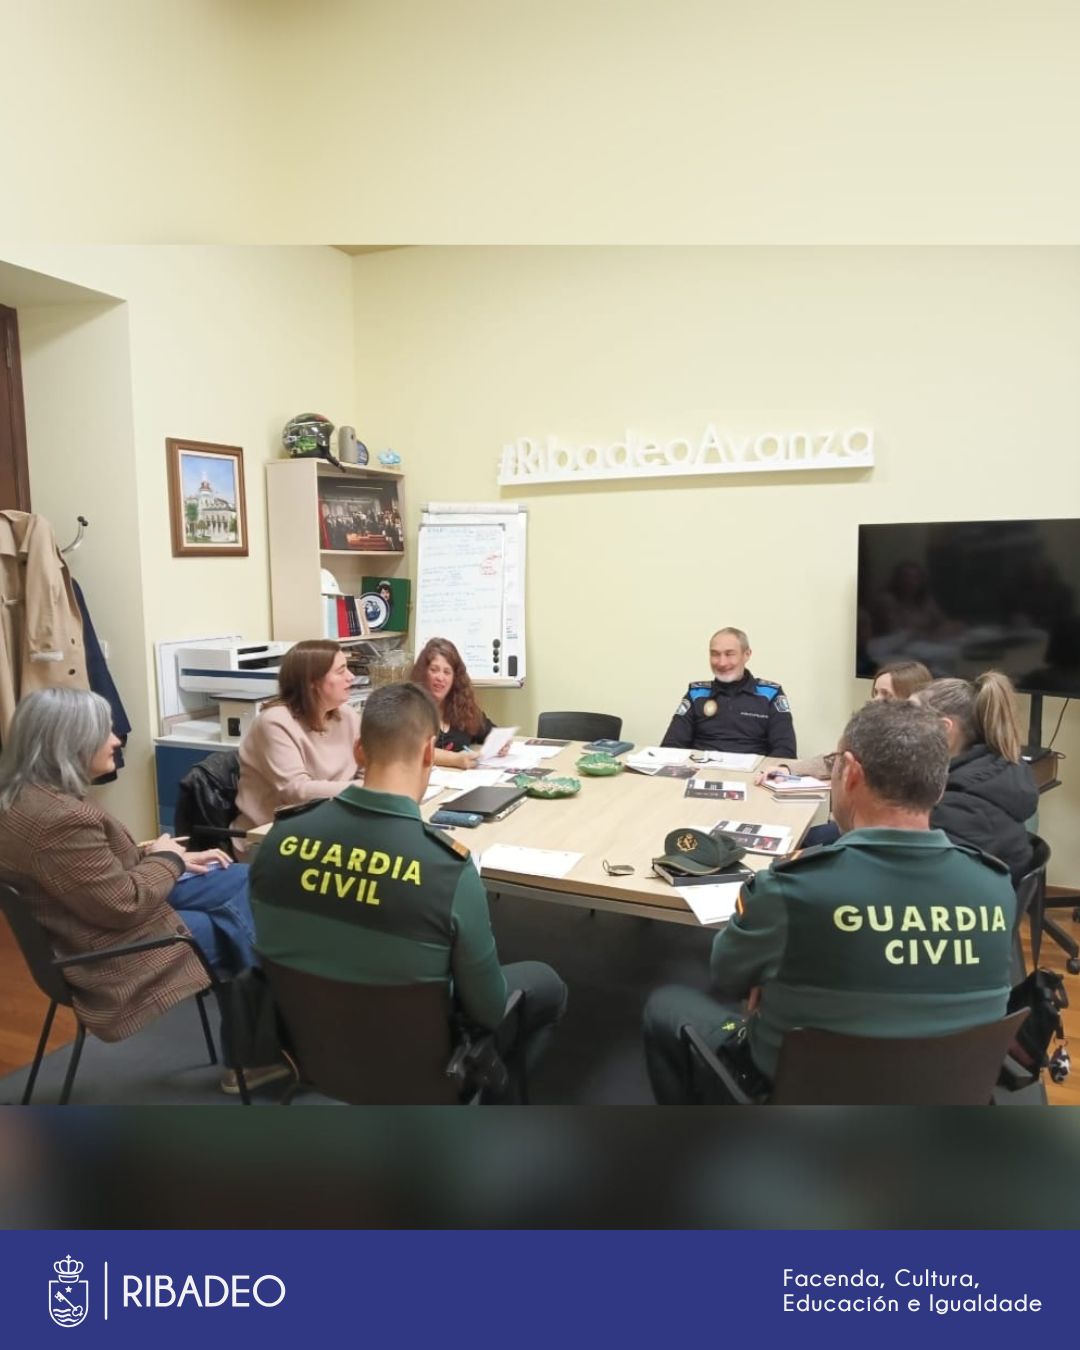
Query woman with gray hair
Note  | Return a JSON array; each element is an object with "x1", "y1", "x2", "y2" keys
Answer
[{"x1": 0, "y1": 688, "x2": 261, "y2": 1065}]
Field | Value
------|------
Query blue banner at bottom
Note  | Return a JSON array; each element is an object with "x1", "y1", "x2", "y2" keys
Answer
[{"x1": 0, "y1": 1230, "x2": 1069, "y2": 1347}]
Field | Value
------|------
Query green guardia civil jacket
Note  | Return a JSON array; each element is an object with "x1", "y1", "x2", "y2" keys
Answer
[
  {"x1": 249, "y1": 785, "x2": 507, "y2": 1028},
  {"x1": 711, "y1": 827, "x2": 1017, "y2": 1080}
]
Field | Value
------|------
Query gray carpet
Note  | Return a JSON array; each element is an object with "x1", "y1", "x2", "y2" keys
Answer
[{"x1": 0, "y1": 897, "x2": 715, "y2": 1106}]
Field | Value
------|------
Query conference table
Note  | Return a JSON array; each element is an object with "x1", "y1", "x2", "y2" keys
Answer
[
  {"x1": 247, "y1": 742, "x2": 825, "y2": 926},
  {"x1": 436, "y1": 743, "x2": 824, "y2": 925}
]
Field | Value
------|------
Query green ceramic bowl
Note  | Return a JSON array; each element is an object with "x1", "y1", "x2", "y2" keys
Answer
[
  {"x1": 514, "y1": 774, "x2": 581, "y2": 798},
  {"x1": 575, "y1": 753, "x2": 623, "y2": 776}
]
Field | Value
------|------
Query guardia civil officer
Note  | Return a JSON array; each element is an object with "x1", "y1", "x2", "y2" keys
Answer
[
  {"x1": 660, "y1": 627, "x2": 796, "y2": 757},
  {"x1": 249, "y1": 681, "x2": 566, "y2": 1099},
  {"x1": 643, "y1": 700, "x2": 1016, "y2": 1104}
]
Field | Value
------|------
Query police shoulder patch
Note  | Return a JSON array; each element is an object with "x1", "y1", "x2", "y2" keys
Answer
[
  {"x1": 687, "y1": 681, "x2": 712, "y2": 702},
  {"x1": 771, "y1": 843, "x2": 834, "y2": 872},
  {"x1": 753, "y1": 679, "x2": 782, "y2": 702},
  {"x1": 674, "y1": 698, "x2": 691, "y2": 717},
  {"x1": 423, "y1": 823, "x2": 471, "y2": 860},
  {"x1": 271, "y1": 800, "x2": 325, "y2": 822},
  {"x1": 773, "y1": 694, "x2": 791, "y2": 714}
]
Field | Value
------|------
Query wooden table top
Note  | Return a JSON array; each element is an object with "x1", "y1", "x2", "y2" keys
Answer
[
  {"x1": 246, "y1": 742, "x2": 826, "y2": 923},
  {"x1": 428, "y1": 743, "x2": 824, "y2": 920}
]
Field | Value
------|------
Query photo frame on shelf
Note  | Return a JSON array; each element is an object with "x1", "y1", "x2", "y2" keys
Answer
[
  {"x1": 317, "y1": 476, "x2": 403, "y2": 553},
  {"x1": 166, "y1": 438, "x2": 249, "y2": 557}
]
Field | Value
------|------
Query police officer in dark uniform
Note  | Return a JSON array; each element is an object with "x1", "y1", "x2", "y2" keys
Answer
[
  {"x1": 249, "y1": 681, "x2": 566, "y2": 1099},
  {"x1": 643, "y1": 700, "x2": 1016, "y2": 1103},
  {"x1": 661, "y1": 626, "x2": 796, "y2": 757}
]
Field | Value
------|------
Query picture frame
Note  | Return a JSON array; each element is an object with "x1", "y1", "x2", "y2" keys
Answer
[
  {"x1": 316, "y1": 476, "x2": 404, "y2": 553},
  {"x1": 166, "y1": 438, "x2": 248, "y2": 557}
]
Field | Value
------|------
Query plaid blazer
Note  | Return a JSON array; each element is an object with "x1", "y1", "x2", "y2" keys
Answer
[{"x1": 0, "y1": 785, "x2": 208, "y2": 1041}]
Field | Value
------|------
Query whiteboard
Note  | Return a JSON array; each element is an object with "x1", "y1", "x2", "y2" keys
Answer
[{"x1": 415, "y1": 505, "x2": 527, "y2": 687}]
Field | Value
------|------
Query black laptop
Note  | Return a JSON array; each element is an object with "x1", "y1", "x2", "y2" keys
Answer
[{"x1": 448, "y1": 784, "x2": 528, "y2": 818}]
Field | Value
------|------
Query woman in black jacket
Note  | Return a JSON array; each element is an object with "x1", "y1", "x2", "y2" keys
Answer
[{"x1": 914, "y1": 671, "x2": 1037, "y2": 882}]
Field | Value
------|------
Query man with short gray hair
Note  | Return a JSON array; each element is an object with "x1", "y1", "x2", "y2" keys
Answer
[
  {"x1": 644, "y1": 700, "x2": 1016, "y2": 1103},
  {"x1": 660, "y1": 627, "x2": 796, "y2": 757}
]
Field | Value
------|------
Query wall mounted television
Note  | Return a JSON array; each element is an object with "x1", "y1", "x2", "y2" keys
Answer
[{"x1": 856, "y1": 518, "x2": 1080, "y2": 700}]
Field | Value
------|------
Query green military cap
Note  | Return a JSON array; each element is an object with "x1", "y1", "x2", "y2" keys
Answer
[{"x1": 653, "y1": 826, "x2": 746, "y2": 876}]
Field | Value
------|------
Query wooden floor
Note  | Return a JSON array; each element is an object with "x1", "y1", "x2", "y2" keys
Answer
[{"x1": 1, "y1": 905, "x2": 1079, "y2": 1102}]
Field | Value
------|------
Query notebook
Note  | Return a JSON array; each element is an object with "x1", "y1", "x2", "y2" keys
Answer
[{"x1": 447, "y1": 783, "x2": 529, "y2": 818}]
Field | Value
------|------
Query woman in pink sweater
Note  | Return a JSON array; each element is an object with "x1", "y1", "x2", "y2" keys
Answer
[{"x1": 232, "y1": 641, "x2": 360, "y2": 852}]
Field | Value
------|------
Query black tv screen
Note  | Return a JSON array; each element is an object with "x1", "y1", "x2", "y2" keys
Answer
[{"x1": 856, "y1": 519, "x2": 1080, "y2": 698}]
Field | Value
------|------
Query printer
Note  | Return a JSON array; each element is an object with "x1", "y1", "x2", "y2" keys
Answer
[{"x1": 176, "y1": 639, "x2": 291, "y2": 700}]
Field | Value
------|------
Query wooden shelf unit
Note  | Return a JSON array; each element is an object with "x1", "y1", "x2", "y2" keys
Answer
[{"x1": 266, "y1": 458, "x2": 408, "y2": 644}]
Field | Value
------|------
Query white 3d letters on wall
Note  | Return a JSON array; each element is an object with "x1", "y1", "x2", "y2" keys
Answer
[{"x1": 497, "y1": 426, "x2": 874, "y2": 486}]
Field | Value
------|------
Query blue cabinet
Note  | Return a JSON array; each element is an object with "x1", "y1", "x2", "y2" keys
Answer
[{"x1": 154, "y1": 742, "x2": 219, "y2": 833}]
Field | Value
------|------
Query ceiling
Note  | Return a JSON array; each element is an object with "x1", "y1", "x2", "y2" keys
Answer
[{"x1": 332, "y1": 246, "x2": 406, "y2": 256}]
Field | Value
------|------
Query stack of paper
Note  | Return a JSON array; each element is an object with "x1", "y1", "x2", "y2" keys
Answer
[
  {"x1": 478, "y1": 844, "x2": 583, "y2": 879},
  {"x1": 626, "y1": 748, "x2": 693, "y2": 777},
  {"x1": 764, "y1": 773, "x2": 830, "y2": 801},
  {"x1": 688, "y1": 751, "x2": 762, "y2": 771},
  {"x1": 681, "y1": 881, "x2": 745, "y2": 925}
]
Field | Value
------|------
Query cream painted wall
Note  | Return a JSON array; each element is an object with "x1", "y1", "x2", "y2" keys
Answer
[
  {"x1": 3, "y1": 246, "x2": 356, "y2": 837},
  {"x1": 352, "y1": 246, "x2": 1080, "y2": 882},
  {"x1": 5, "y1": 1, "x2": 1080, "y2": 244},
  {"x1": 18, "y1": 298, "x2": 152, "y2": 833}
]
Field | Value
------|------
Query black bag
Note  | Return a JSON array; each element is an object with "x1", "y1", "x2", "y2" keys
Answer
[
  {"x1": 214, "y1": 967, "x2": 286, "y2": 1069},
  {"x1": 1002, "y1": 968, "x2": 1069, "y2": 1086}
]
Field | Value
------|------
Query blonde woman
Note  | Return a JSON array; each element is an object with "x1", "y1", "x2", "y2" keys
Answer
[{"x1": 914, "y1": 671, "x2": 1037, "y2": 882}]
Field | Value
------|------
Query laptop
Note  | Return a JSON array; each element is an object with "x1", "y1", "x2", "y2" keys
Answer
[{"x1": 448, "y1": 784, "x2": 528, "y2": 818}]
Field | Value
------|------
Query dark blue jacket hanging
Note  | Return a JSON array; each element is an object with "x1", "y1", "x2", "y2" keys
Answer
[{"x1": 73, "y1": 579, "x2": 132, "y2": 780}]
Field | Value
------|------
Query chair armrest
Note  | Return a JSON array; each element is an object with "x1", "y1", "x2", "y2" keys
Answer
[
  {"x1": 55, "y1": 932, "x2": 218, "y2": 985},
  {"x1": 681, "y1": 1023, "x2": 753, "y2": 1105}
]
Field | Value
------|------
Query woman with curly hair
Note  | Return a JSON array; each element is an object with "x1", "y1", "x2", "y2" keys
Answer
[{"x1": 409, "y1": 637, "x2": 495, "y2": 769}]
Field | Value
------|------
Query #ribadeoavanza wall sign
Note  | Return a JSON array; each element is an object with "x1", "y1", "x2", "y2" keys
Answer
[{"x1": 497, "y1": 425, "x2": 874, "y2": 487}]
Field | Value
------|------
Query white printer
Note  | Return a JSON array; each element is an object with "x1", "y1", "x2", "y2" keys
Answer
[{"x1": 176, "y1": 639, "x2": 291, "y2": 700}]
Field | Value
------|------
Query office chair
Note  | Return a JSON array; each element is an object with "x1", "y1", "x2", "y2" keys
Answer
[
  {"x1": 0, "y1": 876, "x2": 249, "y2": 1104},
  {"x1": 260, "y1": 956, "x2": 525, "y2": 1105},
  {"x1": 174, "y1": 750, "x2": 247, "y2": 856},
  {"x1": 681, "y1": 1010, "x2": 1029, "y2": 1106},
  {"x1": 536, "y1": 711, "x2": 623, "y2": 742}
]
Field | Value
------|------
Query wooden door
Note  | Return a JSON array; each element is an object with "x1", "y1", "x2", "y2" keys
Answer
[{"x1": 0, "y1": 304, "x2": 30, "y2": 511}]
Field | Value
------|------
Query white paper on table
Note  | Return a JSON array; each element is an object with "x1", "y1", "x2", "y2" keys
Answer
[
  {"x1": 421, "y1": 784, "x2": 444, "y2": 803},
  {"x1": 518, "y1": 742, "x2": 564, "y2": 760},
  {"x1": 429, "y1": 767, "x2": 506, "y2": 789},
  {"x1": 479, "y1": 725, "x2": 519, "y2": 760},
  {"x1": 485, "y1": 749, "x2": 545, "y2": 770},
  {"x1": 691, "y1": 751, "x2": 762, "y2": 771},
  {"x1": 637, "y1": 746, "x2": 692, "y2": 765},
  {"x1": 479, "y1": 844, "x2": 583, "y2": 879},
  {"x1": 681, "y1": 881, "x2": 745, "y2": 925}
]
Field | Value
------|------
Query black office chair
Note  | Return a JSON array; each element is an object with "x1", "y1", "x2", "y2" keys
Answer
[
  {"x1": 1011, "y1": 835, "x2": 1051, "y2": 982},
  {"x1": 681, "y1": 1011, "x2": 1029, "y2": 1106},
  {"x1": 1022, "y1": 835, "x2": 1079, "y2": 974},
  {"x1": 0, "y1": 876, "x2": 249, "y2": 1104},
  {"x1": 536, "y1": 711, "x2": 622, "y2": 742},
  {"x1": 174, "y1": 750, "x2": 247, "y2": 856},
  {"x1": 260, "y1": 955, "x2": 525, "y2": 1105}
]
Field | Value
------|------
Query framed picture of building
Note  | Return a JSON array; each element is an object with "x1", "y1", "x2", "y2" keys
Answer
[{"x1": 166, "y1": 438, "x2": 249, "y2": 557}]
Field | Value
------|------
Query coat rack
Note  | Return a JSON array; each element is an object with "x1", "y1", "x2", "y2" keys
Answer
[{"x1": 61, "y1": 515, "x2": 89, "y2": 554}]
